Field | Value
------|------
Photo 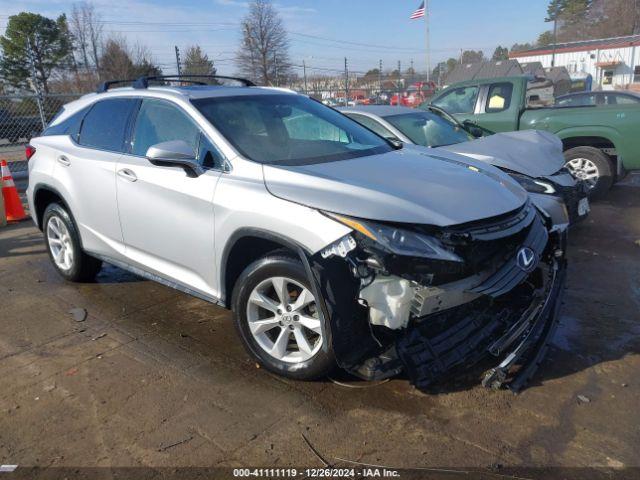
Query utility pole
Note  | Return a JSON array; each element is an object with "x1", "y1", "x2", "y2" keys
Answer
[
  {"x1": 378, "y1": 59, "x2": 383, "y2": 97},
  {"x1": 397, "y1": 61, "x2": 402, "y2": 107},
  {"x1": 551, "y1": 3, "x2": 559, "y2": 68},
  {"x1": 175, "y1": 46, "x2": 182, "y2": 76},
  {"x1": 425, "y1": 0, "x2": 431, "y2": 82},
  {"x1": 274, "y1": 52, "x2": 279, "y2": 87},
  {"x1": 27, "y1": 38, "x2": 46, "y2": 130},
  {"x1": 344, "y1": 57, "x2": 349, "y2": 106},
  {"x1": 303, "y1": 59, "x2": 308, "y2": 94}
]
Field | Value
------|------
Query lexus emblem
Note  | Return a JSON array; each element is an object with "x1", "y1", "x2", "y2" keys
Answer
[{"x1": 516, "y1": 247, "x2": 536, "y2": 272}]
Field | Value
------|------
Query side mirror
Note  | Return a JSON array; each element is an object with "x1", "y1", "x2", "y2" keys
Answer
[{"x1": 146, "y1": 140, "x2": 204, "y2": 176}]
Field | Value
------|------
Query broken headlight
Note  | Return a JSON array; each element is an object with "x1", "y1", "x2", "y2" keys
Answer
[
  {"x1": 509, "y1": 173, "x2": 556, "y2": 195},
  {"x1": 323, "y1": 212, "x2": 462, "y2": 263}
]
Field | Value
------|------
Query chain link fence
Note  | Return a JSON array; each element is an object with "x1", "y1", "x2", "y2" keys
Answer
[{"x1": 0, "y1": 94, "x2": 83, "y2": 165}]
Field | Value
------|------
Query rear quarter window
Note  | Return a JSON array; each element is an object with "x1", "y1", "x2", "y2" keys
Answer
[
  {"x1": 78, "y1": 98, "x2": 138, "y2": 152},
  {"x1": 42, "y1": 106, "x2": 89, "y2": 139}
]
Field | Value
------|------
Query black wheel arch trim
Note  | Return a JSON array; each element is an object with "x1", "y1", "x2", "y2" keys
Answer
[{"x1": 220, "y1": 228, "x2": 333, "y2": 354}]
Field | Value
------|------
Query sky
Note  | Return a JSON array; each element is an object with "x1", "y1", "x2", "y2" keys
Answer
[{"x1": 0, "y1": 0, "x2": 550, "y2": 77}]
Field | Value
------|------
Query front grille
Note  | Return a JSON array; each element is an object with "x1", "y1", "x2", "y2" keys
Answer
[
  {"x1": 469, "y1": 215, "x2": 548, "y2": 298},
  {"x1": 434, "y1": 202, "x2": 538, "y2": 276},
  {"x1": 556, "y1": 181, "x2": 587, "y2": 223}
]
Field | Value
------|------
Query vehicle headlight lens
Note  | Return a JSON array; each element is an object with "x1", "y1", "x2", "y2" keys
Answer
[
  {"x1": 509, "y1": 173, "x2": 556, "y2": 194},
  {"x1": 324, "y1": 213, "x2": 463, "y2": 262}
]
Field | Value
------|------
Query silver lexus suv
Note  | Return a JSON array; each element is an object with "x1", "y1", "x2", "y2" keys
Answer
[{"x1": 27, "y1": 76, "x2": 566, "y2": 391}]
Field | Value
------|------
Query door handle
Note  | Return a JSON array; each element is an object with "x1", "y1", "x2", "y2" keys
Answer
[
  {"x1": 117, "y1": 168, "x2": 137, "y2": 182},
  {"x1": 57, "y1": 155, "x2": 71, "y2": 166}
]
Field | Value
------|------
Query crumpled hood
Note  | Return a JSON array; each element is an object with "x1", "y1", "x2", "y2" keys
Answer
[
  {"x1": 263, "y1": 146, "x2": 527, "y2": 227},
  {"x1": 439, "y1": 130, "x2": 564, "y2": 178}
]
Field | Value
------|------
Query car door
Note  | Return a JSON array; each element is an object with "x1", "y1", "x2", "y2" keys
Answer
[
  {"x1": 52, "y1": 98, "x2": 138, "y2": 260},
  {"x1": 473, "y1": 82, "x2": 519, "y2": 132},
  {"x1": 115, "y1": 98, "x2": 224, "y2": 298}
]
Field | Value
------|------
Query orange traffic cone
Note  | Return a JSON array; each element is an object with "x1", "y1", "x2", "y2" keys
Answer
[{"x1": 1, "y1": 160, "x2": 27, "y2": 222}]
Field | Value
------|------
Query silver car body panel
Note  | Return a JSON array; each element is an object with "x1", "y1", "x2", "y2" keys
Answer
[{"x1": 264, "y1": 145, "x2": 527, "y2": 226}]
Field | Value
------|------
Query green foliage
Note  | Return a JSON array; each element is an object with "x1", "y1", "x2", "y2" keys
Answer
[
  {"x1": 183, "y1": 46, "x2": 217, "y2": 77},
  {"x1": 460, "y1": 50, "x2": 484, "y2": 64},
  {"x1": 0, "y1": 12, "x2": 73, "y2": 92},
  {"x1": 537, "y1": 31, "x2": 555, "y2": 46},
  {"x1": 491, "y1": 46, "x2": 509, "y2": 61}
]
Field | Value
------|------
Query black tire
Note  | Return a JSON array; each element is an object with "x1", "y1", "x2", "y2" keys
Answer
[
  {"x1": 43, "y1": 203, "x2": 102, "y2": 282},
  {"x1": 231, "y1": 254, "x2": 335, "y2": 380},
  {"x1": 564, "y1": 146, "x2": 614, "y2": 200}
]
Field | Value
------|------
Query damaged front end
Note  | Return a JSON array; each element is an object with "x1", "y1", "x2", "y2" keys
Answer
[{"x1": 308, "y1": 201, "x2": 567, "y2": 393}]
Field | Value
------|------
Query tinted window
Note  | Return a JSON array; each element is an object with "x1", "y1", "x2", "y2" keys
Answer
[
  {"x1": 556, "y1": 94, "x2": 595, "y2": 107},
  {"x1": 79, "y1": 99, "x2": 137, "y2": 151},
  {"x1": 485, "y1": 83, "x2": 513, "y2": 113},
  {"x1": 43, "y1": 106, "x2": 89, "y2": 139},
  {"x1": 132, "y1": 99, "x2": 200, "y2": 157},
  {"x1": 197, "y1": 133, "x2": 225, "y2": 169},
  {"x1": 608, "y1": 94, "x2": 640, "y2": 105},
  {"x1": 193, "y1": 94, "x2": 391, "y2": 165},
  {"x1": 346, "y1": 113, "x2": 397, "y2": 139},
  {"x1": 432, "y1": 86, "x2": 479, "y2": 114},
  {"x1": 385, "y1": 112, "x2": 473, "y2": 148}
]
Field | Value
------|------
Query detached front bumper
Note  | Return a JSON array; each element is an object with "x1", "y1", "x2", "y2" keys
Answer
[{"x1": 396, "y1": 254, "x2": 566, "y2": 393}]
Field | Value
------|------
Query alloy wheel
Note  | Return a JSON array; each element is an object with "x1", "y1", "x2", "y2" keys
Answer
[
  {"x1": 565, "y1": 158, "x2": 600, "y2": 189},
  {"x1": 47, "y1": 216, "x2": 74, "y2": 271},
  {"x1": 246, "y1": 276, "x2": 322, "y2": 363}
]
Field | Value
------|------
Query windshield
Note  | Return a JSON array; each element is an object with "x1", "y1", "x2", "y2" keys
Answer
[
  {"x1": 385, "y1": 111, "x2": 473, "y2": 148},
  {"x1": 192, "y1": 94, "x2": 392, "y2": 165}
]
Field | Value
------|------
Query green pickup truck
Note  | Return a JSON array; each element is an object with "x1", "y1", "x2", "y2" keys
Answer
[{"x1": 428, "y1": 76, "x2": 640, "y2": 198}]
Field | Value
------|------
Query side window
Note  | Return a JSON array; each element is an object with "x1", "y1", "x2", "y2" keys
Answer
[
  {"x1": 131, "y1": 99, "x2": 200, "y2": 157},
  {"x1": 485, "y1": 83, "x2": 513, "y2": 113},
  {"x1": 79, "y1": 99, "x2": 137, "y2": 151},
  {"x1": 197, "y1": 133, "x2": 225, "y2": 169},
  {"x1": 432, "y1": 86, "x2": 479, "y2": 114},
  {"x1": 613, "y1": 95, "x2": 639, "y2": 105},
  {"x1": 347, "y1": 114, "x2": 397, "y2": 139},
  {"x1": 43, "y1": 106, "x2": 89, "y2": 139}
]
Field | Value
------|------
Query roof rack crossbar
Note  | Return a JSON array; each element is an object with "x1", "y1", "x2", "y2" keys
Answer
[
  {"x1": 133, "y1": 75, "x2": 256, "y2": 89},
  {"x1": 96, "y1": 79, "x2": 138, "y2": 93}
]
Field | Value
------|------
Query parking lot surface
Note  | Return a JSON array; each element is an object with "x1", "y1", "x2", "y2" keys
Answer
[{"x1": 1, "y1": 177, "x2": 639, "y2": 476}]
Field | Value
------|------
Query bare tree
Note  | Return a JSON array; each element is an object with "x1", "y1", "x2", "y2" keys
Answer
[
  {"x1": 235, "y1": 0, "x2": 291, "y2": 85},
  {"x1": 69, "y1": 2, "x2": 103, "y2": 72}
]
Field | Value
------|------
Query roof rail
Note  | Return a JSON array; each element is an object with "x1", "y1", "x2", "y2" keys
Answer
[
  {"x1": 96, "y1": 79, "x2": 138, "y2": 93},
  {"x1": 96, "y1": 75, "x2": 256, "y2": 94},
  {"x1": 132, "y1": 75, "x2": 256, "y2": 89}
]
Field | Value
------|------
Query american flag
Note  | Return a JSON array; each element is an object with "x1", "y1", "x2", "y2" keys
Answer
[{"x1": 410, "y1": 1, "x2": 425, "y2": 19}]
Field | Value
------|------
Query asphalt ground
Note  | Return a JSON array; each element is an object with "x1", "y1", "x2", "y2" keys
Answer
[{"x1": 1, "y1": 175, "x2": 639, "y2": 479}]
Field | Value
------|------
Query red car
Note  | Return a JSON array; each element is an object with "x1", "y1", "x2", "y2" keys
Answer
[{"x1": 390, "y1": 82, "x2": 437, "y2": 108}]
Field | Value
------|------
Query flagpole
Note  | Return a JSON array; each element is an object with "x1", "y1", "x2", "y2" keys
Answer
[{"x1": 425, "y1": 0, "x2": 430, "y2": 83}]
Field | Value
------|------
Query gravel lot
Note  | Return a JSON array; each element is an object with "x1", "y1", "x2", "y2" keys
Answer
[{"x1": 1, "y1": 176, "x2": 639, "y2": 479}]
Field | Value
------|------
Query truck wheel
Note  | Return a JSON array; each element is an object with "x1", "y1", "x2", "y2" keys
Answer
[
  {"x1": 231, "y1": 253, "x2": 335, "y2": 380},
  {"x1": 564, "y1": 146, "x2": 613, "y2": 200},
  {"x1": 43, "y1": 203, "x2": 102, "y2": 282}
]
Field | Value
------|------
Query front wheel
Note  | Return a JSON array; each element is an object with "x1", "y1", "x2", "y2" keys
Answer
[
  {"x1": 564, "y1": 146, "x2": 614, "y2": 200},
  {"x1": 231, "y1": 254, "x2": 335, "y2": 380}
]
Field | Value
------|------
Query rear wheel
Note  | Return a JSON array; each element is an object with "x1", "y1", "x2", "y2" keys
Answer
[
  {"x1": 43, "y1": 203, "x2": 102, "y2": 282},
  {"x1": 564, "y1": 146, "x2": 613, "y2": 200},
  {"x1": 231, "y1": 254, "x2": 335, "y2": 380}
]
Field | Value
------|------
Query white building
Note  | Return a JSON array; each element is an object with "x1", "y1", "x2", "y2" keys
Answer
[{"x1": 510, "y1": 34, "x2": 640, "y2": 90}]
